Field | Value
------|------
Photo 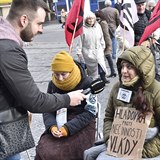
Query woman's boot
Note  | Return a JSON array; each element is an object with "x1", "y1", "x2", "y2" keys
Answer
[{"x1": 105, "y1": 55, "x2": 117, "y2": 78}]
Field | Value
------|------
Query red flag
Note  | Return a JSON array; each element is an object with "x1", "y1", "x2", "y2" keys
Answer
[
  {"x1": 139, "y1": 1, "x2": 160, "y2": 45},
  {"x1": 65, "y1": 0, "x2": 84, "y2": 47}
]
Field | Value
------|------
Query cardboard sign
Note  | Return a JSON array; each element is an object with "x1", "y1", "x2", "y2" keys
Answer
[{"x1": 107, "y1": 107, "x2": 152, "y2": 160}]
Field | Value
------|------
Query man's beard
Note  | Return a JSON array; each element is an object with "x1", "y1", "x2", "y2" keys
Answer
[{"x1": 20, "y1": 23, "x2": 34, "y2": 42}]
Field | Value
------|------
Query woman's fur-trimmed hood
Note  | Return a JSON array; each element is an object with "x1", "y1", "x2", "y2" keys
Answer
[{"x1": 117, "y1": 46, "x2": 155, "y2": 89}]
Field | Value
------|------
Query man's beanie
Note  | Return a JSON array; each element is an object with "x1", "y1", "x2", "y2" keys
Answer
[
  {"x1": 134, "y1": 0, "x2": 146, "y2": 4},
  {"x1": 51, "y1": 51, "x2": 74, "y2": 72}
]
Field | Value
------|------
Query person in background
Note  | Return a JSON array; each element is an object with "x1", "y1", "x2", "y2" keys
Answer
[
  {"x1": 35, "y1": 51, "x2": 97, "y2": 160},
  {"x1": 134, "y1": 0, "x2": 160, "y2": 81},
  {"x1": 77, "y1": 11, "x2": 110, "y2": 84},
  {"x1": 134, "y1": 0, "x2": 151, "y2": 46},
  {"x1": 115, "y1": 26, "x2": 130, "y2": 59},
  {"x1": 84, "y1": 46, "x2": 160, "y2": 160},
  {"x1": 101, "y1": 0, "x2": 120, "y2": 59},
  {"x1": 114, "y1": 0, "x2": 122, "y2": 15},
  {"x1": 147, "y1": 0, "x2": 156, "y2": 12},
  {"x1": 0, "y1": 0, "x2": 86, "y2": 159},
  {"x1": 95, "y1": 10, "x2": 117, "y2": 78},
  {"x1": 60, "y1": 8, "x2": 67, "y2": 28}
]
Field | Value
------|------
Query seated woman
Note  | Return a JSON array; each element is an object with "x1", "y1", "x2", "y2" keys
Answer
[
  {"x1": 35, "y1": 51, "x2": 97, "y2": 160},
  {"x1": 84, "y1": 46, "x2": 160, "y2": 160}
]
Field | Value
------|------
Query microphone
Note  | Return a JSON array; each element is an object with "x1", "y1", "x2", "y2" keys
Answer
[{"x1": 83, "y1": 78, "x2": 106, "y2": 95}]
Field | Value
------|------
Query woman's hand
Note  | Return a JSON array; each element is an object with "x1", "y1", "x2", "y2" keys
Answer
[
  {"x1": 50, "y1": 125, "x2": 68, "y2": 138},
  {"x1": 51, "y1": 130, "x2": 62, "y2": 138},
  {"x1": 51, "y1": 125, "x2": 61, "y2": 138}
]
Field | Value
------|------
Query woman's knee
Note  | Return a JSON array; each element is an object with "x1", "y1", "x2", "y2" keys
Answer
[
  {"x1": 84, "y1": 144, "x2": 106, "y2": 160},
  {"x1": 84, "y1": 149, "x2": 94, "y2": 160}
]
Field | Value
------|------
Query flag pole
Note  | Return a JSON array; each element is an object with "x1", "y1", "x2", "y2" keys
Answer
[
  {"x1": 122, "y1": 7, "x2": 125, "y2": 53},
  {"x1": 69, "y1": 17, "x2": 79, "y2": 54},
  {"x1": 122, "y1": 25, "x2": 125, "y2": 52}
]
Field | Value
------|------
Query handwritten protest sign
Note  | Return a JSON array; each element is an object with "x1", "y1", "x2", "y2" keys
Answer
[{"x1": 107, "y1": 107, "x2": 152, "y2": 160}]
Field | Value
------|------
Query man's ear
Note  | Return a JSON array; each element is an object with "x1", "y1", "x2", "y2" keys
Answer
[{"x1": 19, "y1": 15, "x2": 29, "y2": 28}]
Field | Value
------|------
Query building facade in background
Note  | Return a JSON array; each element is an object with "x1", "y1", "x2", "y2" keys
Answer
[
  {"x1": 52, "y1": 0, "x2": 115, "y2": 22},
  {"x1": 0, "y1": 0, "x2": 158, "y2": 21}
]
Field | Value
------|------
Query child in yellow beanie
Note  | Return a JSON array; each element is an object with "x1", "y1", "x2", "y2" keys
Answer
[{"x1": 35, "y1": 51, "x2": 97, "y2": 160}]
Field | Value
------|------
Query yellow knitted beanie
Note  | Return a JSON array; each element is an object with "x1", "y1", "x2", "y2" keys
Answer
[{"x1": 51, "y1": 51, "x2": 74, "y2": 72}]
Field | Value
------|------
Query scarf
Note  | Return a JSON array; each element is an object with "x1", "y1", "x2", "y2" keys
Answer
[
  {"x1": 52, "y1": 64, "x2": 81, "y2": 91},
  {"x1": 122, "y1": 75, "x2": 140, "y2": 87}
]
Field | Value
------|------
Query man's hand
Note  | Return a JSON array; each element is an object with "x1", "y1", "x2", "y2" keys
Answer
[{"x1": 67, "y1": 90, "x2": 86, "y2": 106}]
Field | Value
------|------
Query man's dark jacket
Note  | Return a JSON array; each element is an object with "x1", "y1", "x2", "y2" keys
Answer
[{"x1": 0, "y1": 17, "x2": 70, "y2": 115}]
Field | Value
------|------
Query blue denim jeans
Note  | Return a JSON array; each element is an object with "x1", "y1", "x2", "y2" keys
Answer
[
  {"x1": 4, "y1": 153, "x2": 21, "y2": 160},
  {"x1": 112, "y1": 34, "x2": 117, "y2": 59}
]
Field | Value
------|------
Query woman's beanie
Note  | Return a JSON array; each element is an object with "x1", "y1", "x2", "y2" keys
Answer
[{"x1": 51, "y1": 51, "x2": 74, "y2": 72}]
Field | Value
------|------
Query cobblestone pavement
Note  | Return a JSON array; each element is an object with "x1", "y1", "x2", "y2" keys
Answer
[{"x1": 20, "y1": 21, "x2": 118, "y2": 160}]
